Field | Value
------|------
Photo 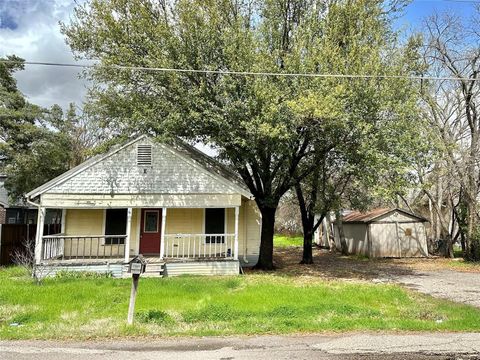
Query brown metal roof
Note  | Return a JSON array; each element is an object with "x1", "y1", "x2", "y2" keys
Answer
[{"x1": 341, "y1": 208, "x2": 428, "y2": 223}]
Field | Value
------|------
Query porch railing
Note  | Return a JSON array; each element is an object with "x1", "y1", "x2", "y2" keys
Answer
[
  {"x1": 41, "y1": 234, "x2": 127, "y2": 261},
  {"x1": 163, "y1": 233, "x2": 235, "y2": 259}
]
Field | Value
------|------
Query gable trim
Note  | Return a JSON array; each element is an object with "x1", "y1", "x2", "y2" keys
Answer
[
  {"x1": 368, "y1": 209, "x2": 428, "y2": 223},
  {"x1": 336, "y1": 208, "x2": 428, "y2": 224}
]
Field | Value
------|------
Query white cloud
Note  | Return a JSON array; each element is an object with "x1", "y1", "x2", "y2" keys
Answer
[{"x1": 0, "y1": 0, "x2": 88, "y2": 109}]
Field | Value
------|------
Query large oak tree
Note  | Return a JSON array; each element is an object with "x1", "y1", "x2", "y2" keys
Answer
[{"x1": 62, "y1": 0, "x2": 411, "y2": 269}]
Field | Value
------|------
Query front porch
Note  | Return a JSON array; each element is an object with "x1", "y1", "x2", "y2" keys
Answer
[{"x1": 35, "y1": 206, "x2": 241, "y2": 277}]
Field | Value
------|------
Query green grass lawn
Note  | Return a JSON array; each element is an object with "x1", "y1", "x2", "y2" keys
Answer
[
  {"x1": 2, "y1": 267, "x2": 480, "y2": 339},
  {"x1": 274, "y1": 235, "x2": 303, "y2": 247}
]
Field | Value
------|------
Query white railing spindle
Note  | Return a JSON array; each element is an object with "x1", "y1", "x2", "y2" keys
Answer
[{"x1": 162, "y1": 233, "x2": 235, "y2": 260}]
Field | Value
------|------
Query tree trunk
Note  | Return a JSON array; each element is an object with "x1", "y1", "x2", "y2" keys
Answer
[
  {"x1": 299, "y1": 208, "x2": 315, "y2": 265},
  {"x1": 254, "y1": 206, "x2": 277, "y2": 270},
  {"x1": 444, "y1": 235, "x2": 454, "y2": 258},
  {"x1": 301, "y1": 228, "x2": 314, "y2": 264},
  {"x1": 466, "y1": 200, "x2": 478, "y2": 260},
  {"x1": 294, "y1": 183, "x2": 316, "y2": 265},
  {"x1": 336, "y1": 210, "x2": 348, "y2": 255}
]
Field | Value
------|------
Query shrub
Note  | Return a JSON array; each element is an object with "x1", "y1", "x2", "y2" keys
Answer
[
  {"x1": 55, "y1": 271, "x2": 112, "y2": 279},
  {"x1": 136, "y1": 310, "x2": 173, "y2": 325}
]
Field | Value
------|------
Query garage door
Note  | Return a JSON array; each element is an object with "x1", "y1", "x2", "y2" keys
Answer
[
  {"x1": 397, "y1": 222, "x2": 427, "y2": 257},
  {"x1": 369, "y1": 223, "x2": 400, "y2": 257}
]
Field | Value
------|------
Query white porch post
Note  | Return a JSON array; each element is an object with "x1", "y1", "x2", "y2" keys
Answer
[
  {"x1": 34, "y1": 207, "x2": 46, "y2": 264},
  {"x1": 160, "y1": 207, "x2": 167, "y2": 260},
  {"x1": 124, "y1": 208, "x2": 133, "y2": 263},
  {"x1": 60, "y1": 209, "x2": 66, "y2": 234},
  {"x1": 234, "y1": 206, "x2": 239, "y2": 260}
]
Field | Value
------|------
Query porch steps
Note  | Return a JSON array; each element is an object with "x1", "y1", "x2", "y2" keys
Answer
[
  {"x1": 143, "y1": 262, "x2": 165, "y2": 277},
  {"x1": 122, "y1": 261, "x2": 165, "y2": 278}
]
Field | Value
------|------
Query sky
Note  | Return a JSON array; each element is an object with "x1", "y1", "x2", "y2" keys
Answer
[{"x1": 0, "y1": 0, "x2": 477, "y2": 110}]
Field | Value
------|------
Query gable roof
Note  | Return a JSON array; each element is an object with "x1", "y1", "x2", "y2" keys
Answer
[
  {"x1": 27, "y1": 135, "x2": 252, "y2": 199},
  {"x1": 341, "y1": 208, "x2": 428, "y2": 223},
  {"x1": 170, "y1": 139, "x2": 249, "y2": 194}
]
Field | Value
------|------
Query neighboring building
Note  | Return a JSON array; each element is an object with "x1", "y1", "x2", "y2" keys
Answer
[
  {"x1": 26, "y1": 136, "x2": 262, "y2": 277},
  {"x1": 0, "y1": 175, "x2": 37, "y2": 225},
  {"x1": 332, "y1": 208, "x2": 428, "y2": 258}
]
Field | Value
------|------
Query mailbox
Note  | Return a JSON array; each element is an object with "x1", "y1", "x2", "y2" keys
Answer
[{"x1": 128, "y1": 255, "x2": 147, "y2": 275}]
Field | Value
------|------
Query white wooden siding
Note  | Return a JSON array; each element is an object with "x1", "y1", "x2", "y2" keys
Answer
[
  {"x1": 369, "y1": 223, "x2": 400, "y2": 257},
  {"x1": 164, "y1": 260, "x2": 240, "y2": 276},
  {"x1": 243, "y1": 200, "x2": 261, "y2": 264},
  {"x1": 333, "y1": 224, "x2": 369, "y2": 256},
  {"x1": 62, "y1": 201, "x2": 262, "y2": 265}
]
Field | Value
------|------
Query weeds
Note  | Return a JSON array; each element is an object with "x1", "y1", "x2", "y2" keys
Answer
[{"x1": 1, "y1": 267, "x2": 480, "y2": 339}]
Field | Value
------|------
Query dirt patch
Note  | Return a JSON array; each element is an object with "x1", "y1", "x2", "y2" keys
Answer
[{"x1": 265, "y1": 247, "x2": 480, "y2": 280}]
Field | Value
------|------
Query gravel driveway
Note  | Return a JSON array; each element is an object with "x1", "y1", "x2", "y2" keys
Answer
[{"x1": 393, "y1": 270, "x2": 480, "y2": 308}]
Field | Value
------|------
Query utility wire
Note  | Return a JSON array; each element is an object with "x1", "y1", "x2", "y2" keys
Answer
[{"x1": 0, "y1": 59, "x2": 478, "y2": 82}]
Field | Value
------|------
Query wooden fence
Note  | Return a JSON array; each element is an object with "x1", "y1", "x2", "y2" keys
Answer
[{"x1": 0, "y1": 224, "x2": 61, "y2": 265}]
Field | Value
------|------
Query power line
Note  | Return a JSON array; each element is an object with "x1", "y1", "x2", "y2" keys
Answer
[
  {"x1": 1, "y1": 59, "x2": 478, "y2": 82},
  {"x1": 413, "y1": 0, "x2": 480, "y2": 3}
]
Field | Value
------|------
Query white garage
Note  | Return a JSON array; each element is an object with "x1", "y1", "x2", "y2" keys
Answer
[{"x1": 333, "y1": 208, "x2": 428, "y2": 258}]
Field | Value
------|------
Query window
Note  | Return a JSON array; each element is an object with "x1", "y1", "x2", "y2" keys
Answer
[
  {"x1": 137, "y1": 144, "x2": 152, "y2": 166},
  {"x1": 205, "y1": 208, "x2": 225, "y2": 244},
  {"x1": 144, "y1": 210, "x2": 159, "y2": 233},
  {"x1": 404, "y1": 228, "x2": 412, "y2": 237},
  {"x1": 104, "y1": 209, "x2": 127, "y2": 245}
]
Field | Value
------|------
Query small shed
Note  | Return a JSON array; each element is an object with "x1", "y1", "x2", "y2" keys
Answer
[{"x1": 333, "y1": 208, "x2": 428, "y2": 258}]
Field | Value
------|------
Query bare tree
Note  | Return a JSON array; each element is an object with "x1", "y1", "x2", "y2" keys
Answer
[
  {"x1": 421, "y1": 8, "x2": 480, "y2": 259},
  {"x1": 12, "y1": 238, "x2": 54, "y2": 284}
]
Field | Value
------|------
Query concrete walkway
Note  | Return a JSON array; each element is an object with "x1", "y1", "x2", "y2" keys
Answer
[{"x1": 2, "y1": 333, "x2": 480, "y2": 359}]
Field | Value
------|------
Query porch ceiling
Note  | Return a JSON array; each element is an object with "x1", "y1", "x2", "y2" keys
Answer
[{"x1": 39, "y1": 193, "x2": 243, "y2": 208}]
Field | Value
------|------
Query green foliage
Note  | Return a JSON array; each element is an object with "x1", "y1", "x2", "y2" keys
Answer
[
  {"x1": 289, "y1": 1, "x2": 429, "y2": 263},
  {"x1": 0, "y1": 56, "x2": 99, "y2": 199},
  {"x1": 0, "y1": 56, "x2": 95, "y2": 200},
  {"x1": 0, "y1": 56, "x2": 52, "y2": 200},
  {"x1": 4, "y1": 130, "x2": 73, "y2": 200}
]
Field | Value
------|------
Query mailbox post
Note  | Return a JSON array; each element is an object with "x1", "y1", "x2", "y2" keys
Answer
[{"x1": 127, "y1": 255, "x2": 147, "y2": 325}]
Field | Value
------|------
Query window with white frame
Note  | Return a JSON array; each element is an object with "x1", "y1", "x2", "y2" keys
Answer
[{"x1": 205, "y1": 208, "x2": 225, "y2": 244}]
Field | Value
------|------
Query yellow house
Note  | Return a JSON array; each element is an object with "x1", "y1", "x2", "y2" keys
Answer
[{"x1": 26, "y1": 136, "x2": 261, "y2": 277}]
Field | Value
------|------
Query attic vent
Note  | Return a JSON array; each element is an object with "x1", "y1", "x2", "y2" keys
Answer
[{"x1": 137, "y1": 145, "x2": 152, "y2": 166}]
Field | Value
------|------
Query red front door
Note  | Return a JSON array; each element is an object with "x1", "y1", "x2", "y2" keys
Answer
[{"x1": 139, "y1": 209, "x2": 162, "y2": 255}]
